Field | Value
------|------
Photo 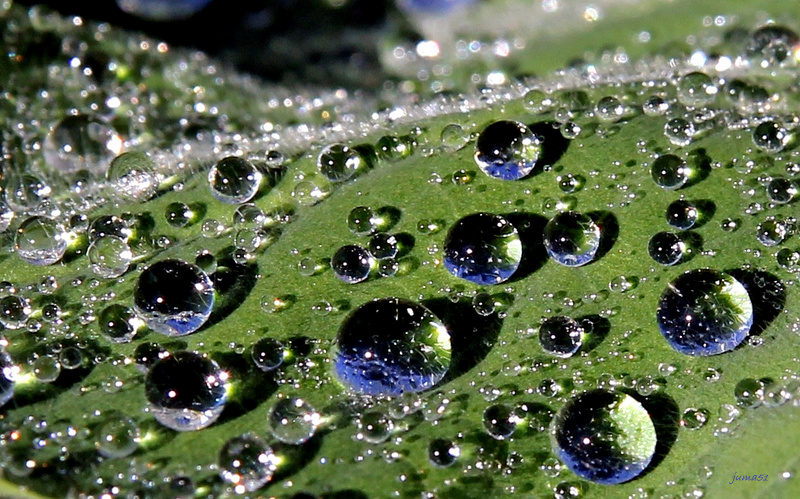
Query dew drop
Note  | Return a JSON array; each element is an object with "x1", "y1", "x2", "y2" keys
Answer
[
  {"x1": 367, "y1": 233, "x2": 399, "y2": 260},
  {"x1": 331, "y1": 245, "x2": 373, "y2": 284},
  {"x1": 483, "y1": 403, "x2": 519, "y2": 440},
  {"x1": 680, "y1": 408, "x2": 709, "y2": 430},
  {"x1": 219, "y1": 433, "x2": 278, "y2": 493},
  {"x1": 107, "y1": 152, "x2": 158, "y2": 202},
  {"x1": 752, "y1": 120, "x2": 790, "y2": 153},
  {"x1": 474, "y1": 120, "x2": 540, "y2": 180},
  {"x1": 98, "y1": 304, "x2": 139, "y2": 343},
  {"x1": 318, "y1": 144, "x2": 362, "y2": 182},
  {"x1": 267, "y1": 397, "x2": 320, "y2": 445},
  {"x1": 651, "y1": 154, "x2": 689, "y2": 190},
  {"x1": 766, "y1": 177, "x2": 797, "y2": 204},
  {"x1": 0, "y1": 295, "x2": 31, "y2": 330},
  {"x1": 32, "y1": 355, "x2": 60, "y2": 383},
  {"x1": 595, "y1": 96, "x2": 625, "y2": 122},
  {"x1": 746, "y1": 25, "x2": 800, "y2": 68},
  {"x1": 208, "y1": 156, "x2": 262, "y2": 204},
  {"x1": 43, "y1": 114, "x2": 123, "y2": 174},
  {"x1": 734, "y1": 378, "x2": 765, "y2": 408},
  {"x1": 0, "y1": 351, "x2": 15, "y2": 407},
  {"x1": 332, "y1": 298, "x2": 451, "y2": 396},
  {"x1": 251, "y1": 338, "x2": 286, "y2": 372},
  {"x1": 543, "y1": 211, "x2": 601, "y2": 267},
  {"x1": 347, "y1": 206, "x2": 379, "y2": 236},
  {"x1": 165, "y1": 202, "x2": 197, "y2": 228},
  {"x1": 440, "y1": 124, "x2": 470, "y2": 152},
  {"x1": 756, "y1": 217, "x2": 789, "y2": 247},
  {"x1": 664, "y1": 118, "x2": 695, "y2": 147},
  {"x1": 539, "y1": 316, "x2": 585, "y2": 358},
  {"x1": 677, "y1": 72, "x2": 717, "y2": 107},
  {"x1": 666, "y1": 199, "x2": 699, "y2": 229},
  {"x1": 15, "y1": 216, "x2": 68, "y2": 266},
  {"x1": 444, "y1": 213, "x2": 522, "y2": 284},
  {"x1": 648, "y1": 232, "x2": 686, "y2": 266},
  {"x1": 88, "y1": 236, "x2": 133, "y2": 278},
  {"x1": 95, "y1": 413, "x2": 141, "y2": 458},
  {"x1": 356, "y1": 411, "x2": 394, "y2": 444}
]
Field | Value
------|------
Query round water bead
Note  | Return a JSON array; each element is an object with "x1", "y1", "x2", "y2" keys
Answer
[
  {"x1": 88, "y1": 236, "x2": 133, "y2": 278},
  {"x1": 539, "y1": 316, "x2": 585, "y2": 358},
  {"x1": 251, "y1": 338, "x2": 286, "y2": 372},
  {"x1": 680, "y1": 408, "x2": 709, "y2": 430},
  {"x1": 428, "y1": 438, "x2": 461, "y2": 467},
  {"x1": 550, "y1": 389, "x2": 657, "y2": 485},
  {"x1": 664, "y1": 118, "x2": 695, "y2": 147},
  {"x1": 367, "y1": 233, "x2": 398, "y2": 260},
  {"x1": 347, "y1": 206, "x2": 379, "y2": 236},
  {"x1": 734, "y1": 378, "x2": 765, "y2": 409},
  {"x1": 134, "y1": 342, "x2": 169, "y2": 373},
  {"x1": 595, "y1": 96, "x2": 625, "y2": 122},
  {"x1": 746, "y1": 25, "x2": 800, "y2": 68},
  {"x1": 219, "y1": 433, "x2": 278, "y2": 493},
  {"x1": 656, "y1": 269, "x2": 753, "y2": 356},
  {"x1": 32, "y1": 355, "x2": 60, "y2": 383},
  {"x1": 356, "y1": 411, "x2": 395, "y2": 444},
  {"x1": 165, "y1": 202, "x2": 197, "y2": 227},
  {"x1": 331, "y1": 245, "x2": 373, "y2": 284},
  {"x1": 208, "y1": 156, "x2": 262, "y2": 204},
  {"x1": 267, "y1": 397, "x2": 321, "y2": 445},
  {"x1": 107, "y1": 152, "x2": 158, "y2": 202},
  {"x1": 756, "y1": 217, "x2": 789, "y2": 247},
  {"x1": 648, "y1": 232, "x2": 686, "y2": 266},
  {"x1": 677, "y1": 72, "x2": 717, "y2": 107},
  {"x1": 651, "y1": 154, "x2": 689, "y2": 190},
  {"x1": 0, "y1": 295, "x2": 31, "y2": 330},
  {"x1": 43, "y1": 114, "x2": 123, "y2": 174},
  {"x1": 88, "y1": 215, "x2": 133, "y2": 242},
  {"x1": 134, "y1": 260, "x2": 214, "y2": 336},
  {"x1": 474, "y1": 120, "x2": 540, "y2": 180},
  {"x1": 444, "y1": 213, "x2": 522, "y2": 284},
  {"x1": 440, "y1": 123, "x2": 470, "y2": 152},
  {"x1": 377, "y1": 135, "x2": 413, "y2": 161},
  {"x1": 666, "y1": 199, "x2": 699, "y2": 229},
  {"x1": 318, "y1": 144, "x2": 361, "y2": 182},
  {"x1": 98, "y1": 304, "x2": 139, "y2": 343},
  {"x1": 753, "y1": 121, "x2": 790, "y2": 153},
  {"x1": 643, "y1": 95, "x2": 669, "y2": 116},
  {"x1": 116, "y1": 0, "x2": 213, "y2": 21},
  {"x1": 332, "y1": 298, "x2": 451, "y2": 396},
  {"x1": 483, "y1": 403, "x2": 520, "y2": 440},
  {"x1": 95, "y1": 413, "x2": 141, "y2": 458},
  {"x1": 0, "y1": 351, "x2": 15, "y2": 407},
  {"x1": 145, "y1": 351, "x2": 229, "y2": 431},
  {"x1": 5, "y1": 173, "x2": 50, "y2": 212},
  {"x1": 766, "y1": 177, "x2": 797, "y2": 204},
  {"x1": 561, "y1": 121, "x2": 581, "y2": 139},
  {"x1": 15, "y1": 216, "x2": 68, "y2": 266},
  {"x1": 543, "y1": 211, "x2": 601, "y2": 267}
]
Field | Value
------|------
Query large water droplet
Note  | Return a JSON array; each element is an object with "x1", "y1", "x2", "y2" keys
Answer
[
  {"x1": 550, "y1": 389, "x2": 657, "y2": 484},
  {"x1": 208, "y1": 156, "x2": 262, "y2": 204},
  {"x1": 539, "y1": 316, "x2": 585, "y2": 358},
  {"x1": 544, "y1": 211, "x2": 601, "y2": 267},
  {"x1": 267, "y1": 397, "x2": 320, "y2": 445},
  {"x1": 752, "y1": 120, "x2": 789, "y2": 153},
  {"x1": 318, "y1": 144, "x2": 362, "y2": 182},
  {"x1": 332, "y1": 298, "x2": 451, "y2": 396},
  {"x1": 444, "y1": 213, "x2": 522, "y2": 284},
  {"x1": 15, "y1": 216, "x2": 68, "y2": 266},
  {"x1": 107, "y1": 152, "x2": 158, "y2": 202},
  {"x1": 428, "y1": 438, "x2": 460, "y2": 467},
  {"x1": 677, "y1": 72, "x2": 717, "y2": 107},
  {"x1": 331, "y1": 245, "x2": 373, "y2": 284},
  {"x1": 145, "y1": 351, "x2": 229, "y2": 431},
  {"x1": 218, "y1": 433, "x2": 278, "y2": 493},
  {"x1": 88, "y1": 236, "x2": 133, "y2": 278},
  {"x1": 134, "y1": 260, "x2": 214, "y2": 336},
  {"x1": 746, "y1": 25, "x2": 800, "y2": 68},
  {"x1": 474, "y1": 120, "x2": 540, "y2": 180},
  {"x1": 656, "y1": 269, "x2": 753, "y2": 356},
  {"x1": 651, "y1": 154, "x2": 689, "y2": 190},
  {"x1": 648, "y1": 232, "x2": 686, "y2": 266}
]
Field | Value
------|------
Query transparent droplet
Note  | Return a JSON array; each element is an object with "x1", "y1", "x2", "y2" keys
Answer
[
  {"x1": 347, "y1": 206, "x2": 379, "y2": 236},
  {"x1": 561, "y1": 121, "x2": 581, "y2": 139},
  {"x1": 734, "y1": 378, "x2": 765, "y2": 409},
  {"x1": 251, "y1": 338, "x2": 286, "y2": 372},
  {"x1": 595, "y1": 96, "x2": 625, "y2": 122},
  {"x1": 88, "y1": 236, "x2": 132, "y2": 278},
  {"x1": 550, "y1": 389, "x2": 656, "y2": 484},
  {"x1": 219, "y1": 433, "x2": 278, "y2": 493},
  {"x1": 165, "y1": 202, "x2": 197, "y2": 228},
  {"x1": 756, "y1": 217, "x2": 789, "y2": 247},
  {"x1": 377, "y1": 258, "x2": 399, "y2": 277},
  {"x1": 32, "y1": 355, "x2": 60, "y2": 383},
  {"x1": 291, "y1": 179, "x2": 329, "y2": 206},
  {"x1": 677, "y1": 72, "x2": 717, "y2": 107},
  {"x1": 134, "y1": 342, "x2": 169, "y2": 373},
  {"x1": 766, "y1": 177, "x2": 797, "y2": 204},
  {"x1": 656, "y1": 269, "x2": 753, "y2": 356},
  {"x1": 15, "y1": 216, "x2": 68, "y2": 266},
  {"x1": 318, "y1": 144, "x2": 361, "y2": 182},
  {"x1": 523, "y1": 89, "x2": 552, "y2": 114},
  {"x1": 0, "y1": 295, "x2": 31, "y2": 330},
  {"x1": 472, "y1": 292, "x2": 496, "y2": 316},
  {"x1": 98, "y1": 304, "x2": 139, "y2": 343},
  {"x1": 544, "y1": 211, "x2": 601, "y2": 267},
  {"x1": 651, "y1": 154, "x2": 689, "y2": 190},
  {"x1": 332, "y1": 298, "x2": 451, "y2": 396},
  {"x1": 428, "y1": 438, "x2": 460, "y2": 467},
  {"x1": 643, "y1": 95, "x2": 669, "y2": 116},
  {"x1": 208, "y1": 156, "x2": 262, "y2": 204},
  {"x1": 483, "y1": 403, "x2": 519, "y2": 440},
  {"x1": 356, "y1": 411, "x2": 394, "y2": 444},
  {"x1": 331, "y1": 245, "x2": 373, "y2": 284},
  {"x1": 5, "y1": 174, "x2": 51, "y2": 212},
  {"x1": 377, "y1": 135, "x2": 413, "y2": 161},
  {"x1": 558, "y1": 174, "x2": 585, "y2": 193},
  {"x1": 440, "y1": 124, "x2": 470, "y2": 152},
  {"x1": 107, "y1": 152, "x2": 158, "y2": 202},
  {"x1": 444, "y1": 213, "x2": 522, "y2": 284},
  {"x1": 0, "y1": 199, "x2": 15, "y2": 233},
  {"x1": 267, "y1": 397, "x2": 320, "y2": 445},
  {"x1": 664, "y1": 118, "x2": 695, "y2": 147},
  {"x1": 746, "y1": 25, "x2": 800, "y2": 68},
  {"x1": 648, "y1": 232, "x2": 686, "y2": 266},
  {"x1": 474, "y1": 120, "x2": 540, "y2": 180},
  {"x1": 95, "y1": 413, "x2": 141, "y2": 458},
  {"x1": 43, "y1": 114, "x2": 123, "y2": 174},
  {"x1": 753, "y1": 121, "x2": 790, "y2": 153},
  {"x1": 776, "y1": 248, "x2": 800, "y2": 271},
  {"x1": 680, "y1": 408, "x2": 709, "y2": 430},
  {"x1": 666, "y1": 199, "x2": 699, "y2": 229},
  {"x1": 145, "y1": 351, "x2": 228, "y2": 431},
  {"x1": 60, "y1": 347, "x2": 83, "y2": 370},
  {"x1": 721, "y1": 218, "x2": 739, "y2": 232},
  {"x1": 539, "y1": 316, "x2": 585, "y2": 358},
  {"x1": 88, "y1": 215, "x2": 133, "y2": 242},
  {"x1": 134, "y1": 260, "x2": 214, "y2": 336},
  {"x1": 367, "y1": 233, "x2": 399, "y2": 260}
]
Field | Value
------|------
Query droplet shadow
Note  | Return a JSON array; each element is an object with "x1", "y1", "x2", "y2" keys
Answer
[
  {"x1": 527, "y1": 121, "x2": 571, "y2": 172},
  {"x1": 588, "y1": 210, "x2": 619, "y2": 262},
  {"x1": 503, "y1": 212, "x2": 548, "y2": 282},
  {"x1": 725, "y1": 268, "x2": 786, "y2": 337},
  {"x1": 635, "y1": 391, "x2": 680, "y2": 480},
  {"x1": 202, "y1": 248, "x2": 259, "y2": 330}
]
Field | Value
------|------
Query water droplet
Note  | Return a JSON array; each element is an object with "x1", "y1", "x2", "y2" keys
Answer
[
  {"x1": 355, "y1": 411, "x2": 394, "y2": 444},
  {"x1": 666, "y1": 200, "x2": 699, "y2": 229},
  {"x1": 440, "y1": 124, "x2": 470, "y2": 152},
  {"x1": 95, "y1": 413, "x2": 141, "y2": 458},
  {"x1": 776, "y1": 248, "x2": 800, "y2": 271},
  {"x1": 680, "y1": 408, "x2": 709, "y2": 430},
  {"x1": 656, "y1": 269, "x2": 753, "y2": 356},
  {"x1": 483, "y1": 403, "x2": 519, "y2": 440},
  {"x1": 267, "y1": 397, "x2": 320, "y2": 445},
  {"x1": 292, "y1": 180, "x2": 330, "y2": 206},
  {"x1": 219, "y1": 433, "x2": 278, "y2": 493},
  {"x1": 539, "y1": 316, "x2": 585, "y2": 358},
  {"x1": 377, "y1": 258, "x2": 399, "y2": 277},
  {"x1": 107, "y1": 152, "x2": 158, "y2": 202},
  {"x1": 43, "y1": 114, "x2": 123, "y2": 174},
  {"x1": 523, "y1": 89, "x2": 553, "y2": 114},
  {"x1": 318, "y1": 144, "x2": 362, "y2": 182},
  {"x1": 561, "y1": 121, "x2": 581, "y2": 139},
  {"x1": 471, "y1": 292, "x2": 496, "y2": 316},
  {"x1": 721, "y1": 218, "x2": 739, "y2": 232},
  {"x1": 651, "y1": 154, "x2": 689, "y2": 190},
  {"x1": 347, "y1": 206, "x2": 379, "y2": 236},
  {"x1": 474, "y1": 120, "x2": 540, "y2": 180},
  {"x1": 134, "y1": 342, "x2": 169, "y2": 373},
  {"x1": 251, "y1": 338, "x2": 286, "y2": 372},
  {"x1": 595, "y1": 96, "x2": 625, "y2": 122},
  {"x1": 32, "y1": 355, "x2": 60, "y2": 383},
  {"x1": 0, "y1": 295, "x2": 31, "y2": 330},
  {"x1": 664, "y1": 118, "x2": 695, "y2": 147},
  {"x1": 331, "y1": 245, "x2": 373, "y2": 284},
  {"x1": 756, "y1": 217, "x2": 790, "y2": 246},
  {"x1": 766, "y1": 177, "x2": 797, "y2": 204},
  {"x1": 648, "y1": 232, "x2": 686, "y2": 266},
  {"x1": 98, "y1": 304, "x2": 139, "y2": 343},
  {"x1": 15, "y1": 216, "x2": 68, "y2": 266},
  {"x1": 88, "y1": 236, "x2": 132, "y2": 278},
  {"x1": 746, "y1": 25, "x2": 800, "y2": 68},
  {"x1": 60, "y1": 347, "x2": 83, "y2": 370},
  {"x1": 544, "y1": 211, "x2": 601, "y2": 267},
  {"x1": 550, "y1": 389, "x2": 656, "y2": 484},
  {"x1": 332, "y1": 298, "x2": 451, "y2": 396},
  {"x1": 89, "y1": 215, "x2": 132, "y2": 242},
  {"x1": 444, "y1": 213, "x2": 522, "y2": 284},
  {"x1": 367, "y1": 233, "x2": 399, "y2": 260},
  {"x1": 208, "y1": 156, "x2": 262, "y2": 204},
  {"x1": 677, "y1": 72, "x2": 717, "y2": 107},
  {"x1": 0, "y1": 352, "x2": 15, "y2": 407},
  {"x1": 145, "y1": 351, "x2": 228, "y2": 431},
  {"x1": 643, "y1": 95, "x2": 669, "y2": 116},
  {"x1": 0, "y1": 200, "x2": 15, "y2": 233},
  {"x1": 165, "y1": 202, "x2": 197, "y2": 228},
  {"x1": 134, "y1": 260, "x2": 214, "y2": 336},
  {"x1": 734, "y1": 378, "x2": 765, "y2": 408},
  {"x1": 753, "y1": 120, "x2": 789, "y2": 153}
]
